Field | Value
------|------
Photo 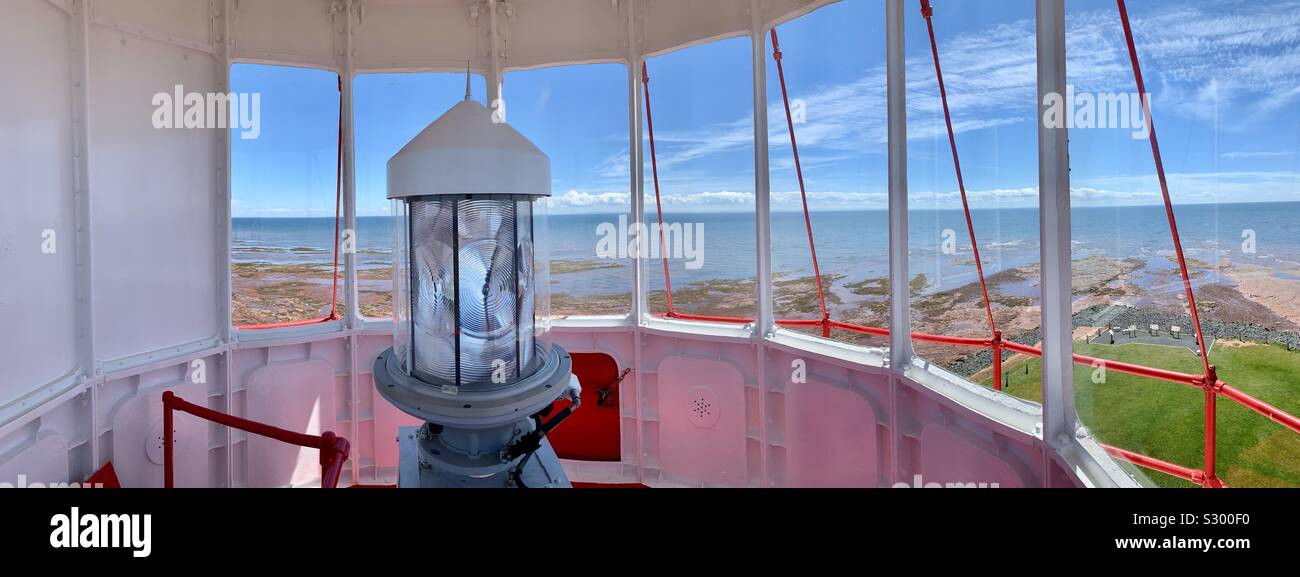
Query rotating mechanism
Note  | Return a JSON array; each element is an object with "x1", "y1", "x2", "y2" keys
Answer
[{"x1": 373, "y1": 94, "x2": 580, "y2": 488}]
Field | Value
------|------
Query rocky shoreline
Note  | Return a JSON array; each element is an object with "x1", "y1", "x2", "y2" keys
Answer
[{"x1": 233, "y1": 254, "x2": 1300, "y2": 368}]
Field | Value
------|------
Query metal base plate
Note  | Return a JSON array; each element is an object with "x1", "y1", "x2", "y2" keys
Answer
[
  {"x1": 375, "y1": 345, "x2": 573, "y2": 428},
  {"x1": 397, "y1": 426, "x2": 571, "y2": 488}
]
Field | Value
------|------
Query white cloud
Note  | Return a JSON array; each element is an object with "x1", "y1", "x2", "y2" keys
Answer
[
  {"x1": 1077, "y1": 170, "x2": 1300, "y2": 203},
  {"x1": 544, "y1": 166, "x2": 1299, "y2": 213},
  {"x1": 550, "y1": 1, "x2": 1298, "y2": 212},
  {"x1": 772, "y1": 190, "x2": 888, "y2": 207},
  {"x1": 649, "y1": 0, "x2": 1300, "y2": 175},
  {"x1": 685, "y1": 190, "x2": 752, "y2": 205},
  {"x1": 235, "y1": 207, "x2": 335, "y2": 218},
  {"x1": 550, "y1": 189, "x2": 630, "y2": 209},
  {"x1": 1221, "y1": 150, "x2": 1295, "y2": 159},
  {"x1": 596, "y1": 149, "x2": 631, "y2": 179},
  {"x1": 641, "y1": 190, "x2": 754, "y2": 207},
  {"x1": 1064, "y1": 2, "x2": 1300, "y2": 120},
  {"x1": 651, "y1": 119, "x2": 756, "y2": 169}
]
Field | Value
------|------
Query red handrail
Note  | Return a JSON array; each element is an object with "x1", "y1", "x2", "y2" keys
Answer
[
  {"x1": 663, "y1": 312, "x2": 1300, "y2": 444},
  {"x1": 1100, "y1": 443, "x2": 1211, "y2": 486},
  {"x1": 1219, "y1": 385, "x2": 1300, "y2": 435},
  {"x1": 162, "y1": 391, "x2": 350, "y2": 488}
]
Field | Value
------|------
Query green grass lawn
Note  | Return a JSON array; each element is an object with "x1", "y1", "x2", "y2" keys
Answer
[{"x1": 982, "y1": 341, "x2": 1300, "y2": 487}]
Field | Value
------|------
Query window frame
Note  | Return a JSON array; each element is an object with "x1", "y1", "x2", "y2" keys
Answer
[{"x1": 227, "y1": 61, "x2": 346, "y2": 336}]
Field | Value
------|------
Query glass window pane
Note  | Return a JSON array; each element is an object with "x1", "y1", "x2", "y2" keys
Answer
[
  {"x1": 1068, "y1": 0, "x2": 1300, "y2": 487},
  {"x1": 230, "y1": 64, "x2": 342, "y2": 327},
  {"x1": 767, "y1": 1, "x2": 890, "y2": 349},
  {"x1": 905, "y1": 1, "x2": 1042, "y2": 391},
  {"x1": 504, "y1": 63, "x2": 631, "y2": 319},
  {"x1": 642, "y1": 37, "x2": 756, "y2": 321},
  {"x1": 354, "y1": 72, "x2": 488, "y2": 319}
]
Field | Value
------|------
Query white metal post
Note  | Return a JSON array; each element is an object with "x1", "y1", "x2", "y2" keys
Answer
[
  {"x1": 1037, "y1": 0, "x2": 1074, "y2": 448},
  {"x1": 750, "y1": 0, "x2": 773, "y2": 485},
  {"x1": 753, "y1": 4, "x2": 773, "y2": 337},
  {"x1": 341, "y1": 0, "x2": 358, "y2": 329},
  {"x1": 628, "y1": 1, "x2": 645, "y2": 324},
  {"x1": 67, "y1": 0, "x2": 98, "y2": 476},
  {"x1": 214, "y1": 0, "x2": 233, "y2": 346},
  {"x1": 627, "y1": 0, "x2": 646, "y2": 483},
  {"x1": 216, "y1": 0, "x2": 236, "y2": 488},
  {"x1": 487, "y1": 0, "x2": 504, "y2": 121},
  {"x1": 342, "y1": 0, "x2": 361, "y2": 486},
  {"x1": 886, "y1": 0, "x2": 912, "y2": 368},
  {"x1": 69, "y1": 0, "x2": 96, "y2": 378}
]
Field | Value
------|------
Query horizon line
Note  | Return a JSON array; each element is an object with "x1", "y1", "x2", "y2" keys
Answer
[{"x1": 232, "y1": 198, "x2": 1300, "y2": 218}]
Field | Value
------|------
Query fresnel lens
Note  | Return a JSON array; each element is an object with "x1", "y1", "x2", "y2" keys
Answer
[{"x1": 375, "y1": 96, "x2": 578, "y2": 488}]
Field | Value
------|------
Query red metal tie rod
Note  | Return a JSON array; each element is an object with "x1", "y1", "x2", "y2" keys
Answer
[
  {"x1": 1115, "y1": 1, "x2": 1212, "y2": 380},
  {"x1": 328, "y1": 74, "x2": 344, "y2": 321},
  {"x1": 642, "y1": 62, "x2": 677, "y2": 316},
  {"x1": 920, "y1": 0, "x2": 1004, "y2": 389},
  {"x1": 237, "y1": 75, "x2": 346, "y2": 330},
  {"x1": 770, "y1": 28, "x2": 831, "y2": 337},
  {"x1": 1116, "y1": 0, "x2": 1220, "y2": 486}
]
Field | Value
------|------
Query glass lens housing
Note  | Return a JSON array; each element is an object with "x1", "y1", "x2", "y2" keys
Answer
[
  {"x1": 393, "y1": 199, "x2": 411, "y2": 373},
  {"x1": 399, "y1": 195, "x2": 550, "y2": 389}
]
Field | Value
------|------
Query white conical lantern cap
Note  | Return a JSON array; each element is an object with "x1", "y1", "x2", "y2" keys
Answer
[{"x1": 387, "y1": 100, "x2": 550, "y2": 199}]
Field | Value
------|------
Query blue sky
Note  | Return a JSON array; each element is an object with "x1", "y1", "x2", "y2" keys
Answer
[{"x1": 231, "y1": 0, "x2": 1300, "y2": 218}]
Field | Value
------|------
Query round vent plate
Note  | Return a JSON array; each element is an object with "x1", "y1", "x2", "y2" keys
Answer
[
  {"x1": 145, "y1": 417, "x2": 178, "y2": 465},
  {"x1": 686, "y1": 386, "x2": 719, "y2": 429}
]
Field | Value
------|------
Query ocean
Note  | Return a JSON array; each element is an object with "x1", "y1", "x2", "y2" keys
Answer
[{"x1": 233, "y1": 201, "x2": 1300, "y2": 298}]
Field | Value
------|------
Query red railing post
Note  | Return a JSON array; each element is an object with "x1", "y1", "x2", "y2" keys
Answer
[
  {"x1": 1202, "y1": 365, "x2": 1223, "y2": 487},
  {"x1": 319, "y1": 431, "x2": 350, "y2": 489},
  {"x1": 991, "y1": 331, "x2": 1003, "y2": 392},
  {"x1": 1204, "y1": 387, "x2": 1219, "y2": 487},
  {"x1": 163, "y1": 391, "x2": 175, "y2": 489},
  {"x1": 320, "y1": 431, "x2": 337, "y2": 487}
]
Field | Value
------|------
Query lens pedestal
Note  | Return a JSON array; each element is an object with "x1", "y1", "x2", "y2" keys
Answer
[{"x1": 374, "y1": 345, "x2": 576, "y2": 487}]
